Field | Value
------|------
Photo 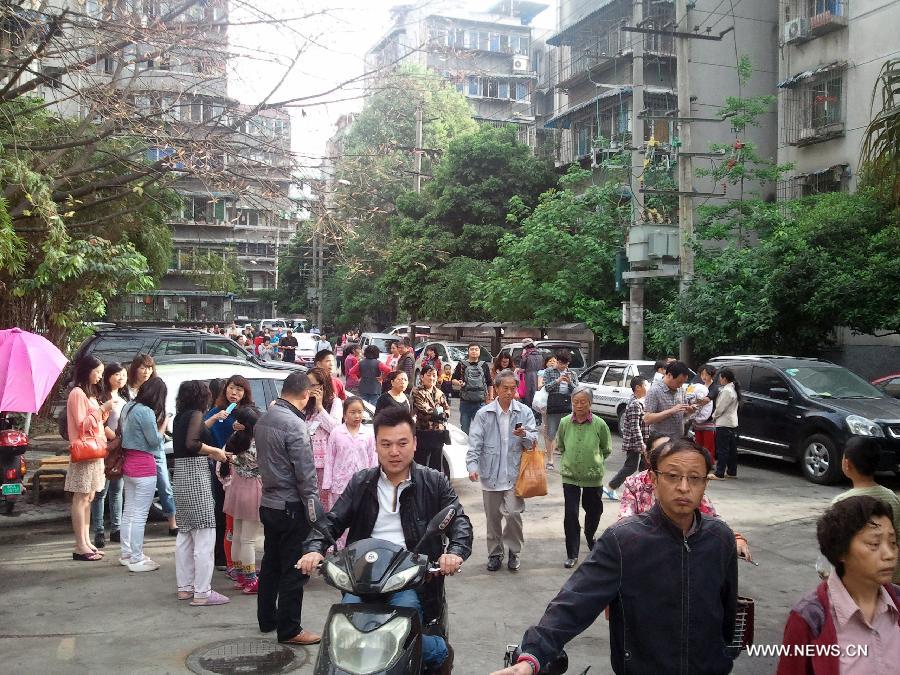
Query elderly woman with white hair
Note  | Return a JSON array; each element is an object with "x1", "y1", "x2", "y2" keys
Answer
[{"x1": 556, "y1": 384, "x2": 612, "y2": 569}]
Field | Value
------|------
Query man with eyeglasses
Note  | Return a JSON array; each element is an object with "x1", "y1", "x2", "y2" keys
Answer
[{"x1": 492, "y1": 437, "x2": 738, "y2": 675}]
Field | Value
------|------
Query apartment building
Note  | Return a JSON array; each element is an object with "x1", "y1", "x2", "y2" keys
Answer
[
  {"x1": 364, "y1": 0, "x2": 551, "y2": 148},
  {"x1": 545, "y1": 0, "x2": 778, "y2": 182},
  {"x1": 776, "y1": 0, "x2": 900, "y2": 199},
  {"x1": 6, "y1": 1, "x2": 305, "y2": 323}
]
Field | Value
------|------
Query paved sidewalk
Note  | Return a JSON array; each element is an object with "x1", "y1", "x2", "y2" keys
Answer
[{"x1": 0, "y1": 435, "x2": 72, "y2": 529}]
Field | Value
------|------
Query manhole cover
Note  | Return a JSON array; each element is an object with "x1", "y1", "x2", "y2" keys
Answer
[{"x1": 186, "y1": 638, "x2": 306, "y2": 674}]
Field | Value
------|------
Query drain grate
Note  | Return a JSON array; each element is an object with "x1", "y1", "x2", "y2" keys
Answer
[{"x1": 185, "y1": 638, "x2": 306, "y2": 674}]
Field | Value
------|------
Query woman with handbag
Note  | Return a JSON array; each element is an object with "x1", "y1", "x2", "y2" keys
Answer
[
  {"x1": 90, "y1": 362, "x2": 128, "y2": 550},
  {"x1": 412, "y1": 365, "x2": 450, "y2": 471},
  {"x1": 66, "y1": 356, "x2": 113, "y2": 562},
  {"x1": 118, "y1": 376, "x2": 168, "y2": 572}
]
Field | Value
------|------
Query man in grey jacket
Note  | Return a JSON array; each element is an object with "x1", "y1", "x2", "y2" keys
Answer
[
  {"x1": 467, "y1": 370, "x2": 538, "y2": 572},
  {"x1": 255, "y1": 371, "x2": 321, "y2": 645}
]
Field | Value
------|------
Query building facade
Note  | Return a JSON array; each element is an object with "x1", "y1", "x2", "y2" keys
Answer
[
  {"x1": 776, "y1": 0, "x2": 900, "y2": 199},
  {"x1": 365, "y1": 1, "x2": 551, "y2": 147},
  {"x1": 8, "y1": 1, "x2": 306, "y2": 323}
]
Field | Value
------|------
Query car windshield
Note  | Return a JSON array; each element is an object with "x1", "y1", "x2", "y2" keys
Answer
[
  {"x1": 447, "y1": 345, "x2": 491, "y2": 362},
  {"x1": 781, "y1": 365, "x2": 884, "y2": 399},
  {"x1": 369, "y1": 337, "x2": 397, "y2": 353},
  {"x1": 538, "y1": 346, "x2": 585, "y2": 369}
]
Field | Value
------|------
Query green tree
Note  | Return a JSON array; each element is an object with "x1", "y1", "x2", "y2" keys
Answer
[
  {"x1": 861, "y1": 59, "x2": 900, "y2": 207},
  {"x1": 474, "y1": 168, "x2": 632, "y2": 344},
  {"x1": 379, "y1": 124, "x2": 555, "y2": 321},
  {"x1": 648, "y1": 189, "x2": 900, "y2": 358},
  {"x1": 325, "y1": 65, "x2": 478, "y2": 327},
  {"x1": 188, "y1": 251, "x2": 246, "y2": 294}
]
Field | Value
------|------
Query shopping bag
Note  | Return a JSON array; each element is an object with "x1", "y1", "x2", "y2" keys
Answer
[
  {"x1": 531, "y1": 386, "x2": 548, "y2": 414},
  {"x1": 517, "y1": 371, "x2": 526, "y2": 399},
  {"x1": 515, "y1": 448, "x2": 547, "y2": 498}
]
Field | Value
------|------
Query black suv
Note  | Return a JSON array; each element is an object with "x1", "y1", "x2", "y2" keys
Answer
[
  {"x1": 73, "y1": 327, "x2": 303, "y2": 372},
  {"x1": 708, "y1": 356, "x2": 900, "y2": 484}
]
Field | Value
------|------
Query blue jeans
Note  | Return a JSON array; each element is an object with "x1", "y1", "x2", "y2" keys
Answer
[
  {"x1": 342, "y1": 589, "x2": 448, "y2": 668},
  {"x1": 459, "y1": 399, "x2": 484, "y2": 435},
  {"x1": 91, "y1": 478, "x2": 123, "y2": 533},
  {"x1": 155, "y1": 453, "x2": 176, "y2": 518}
]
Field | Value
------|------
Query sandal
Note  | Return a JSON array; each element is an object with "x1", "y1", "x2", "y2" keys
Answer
[
  {"x1": 190, "y1": 591, "x2": 230, "y2": 606},
  {"x1": 177, "y1": 591, "x2": 193, "y2": 600},
  {"x1": 73, "y1": 551, "x2": 103, "y2": 562}
]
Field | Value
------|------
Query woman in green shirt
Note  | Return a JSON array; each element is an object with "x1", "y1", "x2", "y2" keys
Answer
[{"x1": 556, "y1": 385, "x2": 612, "y2": 569}]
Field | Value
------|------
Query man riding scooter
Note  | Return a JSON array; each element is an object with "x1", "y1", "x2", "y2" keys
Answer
[{"x1": 298, "y1": 406, "x2": 472, "y2": 674}]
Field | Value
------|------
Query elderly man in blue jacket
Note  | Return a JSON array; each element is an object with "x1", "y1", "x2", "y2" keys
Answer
[{"x1": 467, "y1": 369, "x2": 538, "y2": 573}]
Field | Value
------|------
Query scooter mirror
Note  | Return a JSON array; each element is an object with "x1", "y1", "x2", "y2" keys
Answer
[
  {"x1": 413, "y1": 505, "x2": 456, "y2": 553},
  {"x1": 305, "y1": 498, "x2": 336, "y2": 546}
]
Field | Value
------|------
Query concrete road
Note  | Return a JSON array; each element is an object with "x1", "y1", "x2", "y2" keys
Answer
[{"x1": 1, "y1": 429, "x2": 897, "y2": 674}]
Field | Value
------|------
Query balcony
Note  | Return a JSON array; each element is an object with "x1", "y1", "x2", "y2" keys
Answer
[{"x1": 782, "y1": 1, "x2": 848, "y2": 45}]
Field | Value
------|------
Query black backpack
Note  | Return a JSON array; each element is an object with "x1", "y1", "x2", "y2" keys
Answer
[{"x1": 460, "y1": 361, "x2": 487, "y2": 402}]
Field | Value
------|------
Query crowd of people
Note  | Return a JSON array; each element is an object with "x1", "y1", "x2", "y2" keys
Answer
[{"x1": 59, "y1": 335, "x2": 899, "y2": 674}]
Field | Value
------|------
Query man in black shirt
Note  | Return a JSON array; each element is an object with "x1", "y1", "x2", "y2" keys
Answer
[{"x1": 279, "y1": 329, "x2": 298, "y2": 363}]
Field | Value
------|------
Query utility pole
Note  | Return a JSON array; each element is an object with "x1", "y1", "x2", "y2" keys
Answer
[
  {"x1": 628, "y1": 0, "x2": 645, "y2": 360},
  {"x1": 405, "y1": 104, "x2": 424, "y2": 341},
  {"x1": 414, "y1": 105, "x2": 423, "y2": 195},
  {"x1": 675, "y1": 0, "x2": 694, "y2": 365}
]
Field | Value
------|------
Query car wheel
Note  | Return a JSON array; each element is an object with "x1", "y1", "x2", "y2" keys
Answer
[
  {"x1": 617, "y1": 407, "x2": 627, "y2": 434},
  {"x1": 800, "y1": 434, "x2": 842, "y2": 484}
]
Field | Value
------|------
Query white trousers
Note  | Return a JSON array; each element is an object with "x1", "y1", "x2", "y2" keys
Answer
[
  {"x1": 120, "y1": 475, "x2": 156, "y2": 563},
  {"x1": 231, "y1": 518, "x2": 261, "y2": 571},
  {"x1": 175, "y1": 528, "x2": 216, "y2": 598}
]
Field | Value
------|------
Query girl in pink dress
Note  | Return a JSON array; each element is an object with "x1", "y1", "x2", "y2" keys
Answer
[
  {"x1": 305, "y1": 367, "x2": 343, "y2": 505},
  {"x1": 321, "y1": 397, "x2": 377, "y2": 547}
]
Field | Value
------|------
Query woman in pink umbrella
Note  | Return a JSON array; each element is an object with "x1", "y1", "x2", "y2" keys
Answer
[{"x1": 66, "y1": 356, "x2": 113, "y2": 561}]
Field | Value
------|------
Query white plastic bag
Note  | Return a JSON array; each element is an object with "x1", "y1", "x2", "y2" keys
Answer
[{"x1": 532, "y1": 386, "x2": 548, "y2": 414}]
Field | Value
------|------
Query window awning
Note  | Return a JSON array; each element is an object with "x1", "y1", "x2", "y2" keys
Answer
[
  {"x1": 176, "y1": 189, "x2": 237, "y2": 199},
  {"x1": 543, "y1": 86, "x2": 674, "y2": 129},
  {"x1": 777, "y1": 61, "x2": 847, "y2": 88}
]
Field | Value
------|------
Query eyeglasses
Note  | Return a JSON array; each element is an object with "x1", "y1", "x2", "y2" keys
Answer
[{"x1": 653, "y1": 471, "x2": 709, "y2": 487}]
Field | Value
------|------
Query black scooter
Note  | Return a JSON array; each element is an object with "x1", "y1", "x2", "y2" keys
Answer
[{"x1": 305, "y1": 498, "x2": 456, "y2": 675}]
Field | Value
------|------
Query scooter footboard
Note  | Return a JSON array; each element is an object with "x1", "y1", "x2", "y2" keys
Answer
[{"x1": 315, "y1": 603, "x2": 423, "y2": 675}]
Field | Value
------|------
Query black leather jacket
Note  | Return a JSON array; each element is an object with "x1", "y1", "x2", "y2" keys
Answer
[
  {"x1": 521, "y1": 503, "x2": 738, "y2": 674},
  {"x1": 304, "y1": 462, "x2": 473, "y2": 621}
]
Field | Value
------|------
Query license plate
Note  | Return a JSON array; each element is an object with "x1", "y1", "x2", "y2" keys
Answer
[{"x1": 1, "y1": 483, "x2": 22, "y2": 496}]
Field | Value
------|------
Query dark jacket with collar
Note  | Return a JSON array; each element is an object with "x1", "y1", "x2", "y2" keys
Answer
[
  {"x1": 303, "y1": 462, "x2": 473, "y2": 621},
  {"x1": 521, "y1": 503, "x2": 738, "y2": 674}
]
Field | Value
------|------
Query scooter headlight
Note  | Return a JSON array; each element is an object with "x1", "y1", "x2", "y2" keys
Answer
[
  {"x1": 329, "y1": 613, "x2": 411, "y2": 674},
  {"x1": 381, "y1": 565, "x2": 421, "y2": 594},
  {"x1": 324, "y1": 561, "x2": 354, "y2": 592}
]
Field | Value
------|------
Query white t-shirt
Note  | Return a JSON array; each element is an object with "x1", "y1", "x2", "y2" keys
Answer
[{"x1": 370, "y1": 470, "x2": 411, "y2": 547}]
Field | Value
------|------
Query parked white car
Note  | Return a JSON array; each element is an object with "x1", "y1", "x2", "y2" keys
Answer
[{"x1": 156, "y1": 358, "x2": 469, "y2": 481}]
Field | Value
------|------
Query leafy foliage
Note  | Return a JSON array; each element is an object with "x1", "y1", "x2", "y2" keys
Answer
[
  {"x1": 647, "y1": 190, "x2": 900, "y2": 358},
  {"x1": 474, "y1": 168, "x2": 633, "y2": 344},
  {"x1": 861, "y1": 59, "x2": 900, "y2": 207}
]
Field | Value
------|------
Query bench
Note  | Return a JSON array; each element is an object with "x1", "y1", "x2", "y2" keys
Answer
[{"x1": 27, "y1": 455, "x2": 69, "y2": 505}]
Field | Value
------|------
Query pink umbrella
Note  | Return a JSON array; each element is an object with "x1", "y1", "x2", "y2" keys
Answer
[{"x1": 0, "y1": 328, "x2": 69, "y2": 413}]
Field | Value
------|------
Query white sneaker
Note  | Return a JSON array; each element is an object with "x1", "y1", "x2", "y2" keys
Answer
[
  {"x1": 603, "y1": 487, "x2": 619, "y2": 501},
  {"x1": 118, "y1": 557, "x2": 130, "y2": 567},
  {"x1": 128, "y1": 558, "x2": 160, "y2": 572}
]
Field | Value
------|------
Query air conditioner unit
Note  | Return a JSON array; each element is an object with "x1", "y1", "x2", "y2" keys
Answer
[
  {"x1": 784, "y1": 18, "x2": 810, "y2": 44},
  {"x1": 512, "y1": 55, "x2": 529, "y2": 72}
]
